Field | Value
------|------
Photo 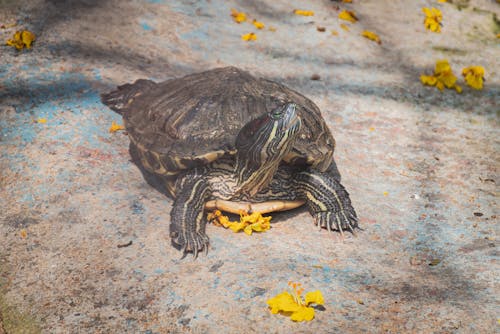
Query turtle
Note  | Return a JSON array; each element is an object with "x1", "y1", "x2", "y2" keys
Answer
[{"x1": 101, "y1": 66, "x2": 358, "y2": 257}]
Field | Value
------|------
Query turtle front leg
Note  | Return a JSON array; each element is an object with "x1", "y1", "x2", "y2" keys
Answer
[
  {"x1": 170, "y1": 169, "x2": 212, "y2": 257},
  {"x1": 294, "y1": 169, "x2": 358, "y2": 236}
]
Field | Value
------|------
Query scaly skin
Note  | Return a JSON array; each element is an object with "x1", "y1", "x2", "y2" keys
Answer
[{"x1": 170, "y1": 163, "x2": 358, "y2": 256}]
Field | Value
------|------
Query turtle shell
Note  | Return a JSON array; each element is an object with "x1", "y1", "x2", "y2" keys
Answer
[{"x1": 115, "y1": 67, "x2": 335, "y2": 175}]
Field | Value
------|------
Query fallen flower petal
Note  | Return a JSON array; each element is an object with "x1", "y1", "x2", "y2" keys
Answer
[
  {"x1": 209, "y1": 210, "x2": 271, "y2": 234},
  {"x1": 361, "y1": 30, "x2": 381, "y2": 44},
  {"x1": 267, "y1": 283, "x2": 324, "y2": 322},
  {"x1": 305, "y1": 290, "x2": 324, "y2": 306},
  {"x1": 6, "y1": 30, "x2": 35, "y2": 50},
  {"x1": 36, "y1": 118, "x2": 47, "y2": 124},
  {"x1": 423, "y1": 7, "x2": 442, "y2": 32},
  {"x1": 340, "y1": 24, "x2": 350, "y2": 31},
  {"x1": 230, "y1": 8, "x2": 247, "y2": 23},
  {"x1": 21, "y1": 30, "x2": 36, "y2": 48},
  {"x1": 20, "y1": 229, "x2": 27, "y2": 239},
  {"x1": 462, "y1": 66, "x2": 485, "y2": 90},
  {"x1": 109, "y1": 121, "x2": 125, "y2": 133},
  {"x1": 252, "y1": 20, "x2": 265, "y2": 29},
  {"x1": 294, "y1": 9, "x2": 314, "y2": 16},
  {"x1": 420, "y1": 75, "x2": 438, "y2": 86},
  {"x1": 420, "y1": 59, "x2": 461, "y2": 93},
  {"x1": 339, "y1": 10, "x2": 358, "y2": 23},
  {"x1": 241, "y1": 32, "x2": 257, "y2": 41}
]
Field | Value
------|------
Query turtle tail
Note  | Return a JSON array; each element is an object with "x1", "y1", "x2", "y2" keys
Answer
[{"x1": 101, "y1": 79, "x2": 156, "y2": 114}]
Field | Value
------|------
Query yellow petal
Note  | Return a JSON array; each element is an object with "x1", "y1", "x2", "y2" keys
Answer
[
  {"x1": 230, "y1": 9, "x2": 246, "y2": 23},
  {"x1": 36, "y1": 118, "x2": 47, "y2": 124},
  {"x1": 331, "y1": 30, "x2": 339, "y2": 36},
  {"x1": 338, "y1": 10, "x2": 358, "y2": 23},
  {"x1": 422, "y1": 7, "x2": 442, "y2": 32},
  {"x1": 241, "y1": 32, "x2": 257, "y2": 41},
  {"x1": 420, "y1": 75, "x2": 437, "y2": 86},
  {"x1": 454, "y1": 84, "x2": 462, "y2": 93},
  {"x1": 21, "y1": 30, "x2": 35, "y2": 48},
  {"x1": 290, "y1": 306, "x2": 315, "y2": 322},
  {"x1": 340, "y1": 24, "x2": 350, "y2": 31},
  {"x1": 228, "y1": 221, "x2": 246, "y2": 233},
  {"x1": 462, "y1": 66, "x2": 485, "y2": 90},
  {"x1": 109, "y1": 121, "x2": 125, "y2": 133},
  {"x1": 361, "y1": 30, "x2": 381, "y2": 44},
  {"x1": 305, "y1": 290, "x2": 324, "y2": 306},
  {"x1": 294, "y1": 9, "x2": 314, "y2": 16},
  {"x1": 435, "y1": 59, "x2": 451, "y2": 75},
  {"x1": 253, "y1": 20, "x2": 265, "y2": 29},
  {"x1": 20, "y1": 229, "x2": 27, "y2": 239},
  {"x1": 439, "y1": 72, "x2": 457, "y2": 88},
  {"x1": 436, "y1": 81, "x2": 445, "y2": 91},
  {"x1": 244, "y1": 225, "x2": 253, "y2": 235},
  {"x1": 267, "y1": 291, "x2": 301, "y2": 313}
]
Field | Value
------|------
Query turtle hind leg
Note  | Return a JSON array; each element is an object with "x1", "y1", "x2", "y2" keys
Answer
[
  {"x1": 170, "y1": 168, "x2": 212, "y2": 257},
  {"x1": 129, "y1": 142, "x2": 174, "y2": 198},
  {"x1": 294, "y1": 169, "x2": 358, "y2": 235}
]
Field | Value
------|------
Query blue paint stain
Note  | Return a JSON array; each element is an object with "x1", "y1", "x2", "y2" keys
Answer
[
  {"x1": 154, "y1": 268, "x2": 165, "y2": 274},
  {"x1": 141, "y1": 21, "x2": 153, "y2": 31}
]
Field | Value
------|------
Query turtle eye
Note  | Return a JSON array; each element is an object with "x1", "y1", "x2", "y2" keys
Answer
[{"x1": 271, "y1": 109, "x2": 283, "y2": 119}]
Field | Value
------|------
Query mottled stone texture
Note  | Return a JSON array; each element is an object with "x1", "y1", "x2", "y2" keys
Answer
[{"x1": 0, "y1": 0, "x2": 498, "y2": 333}]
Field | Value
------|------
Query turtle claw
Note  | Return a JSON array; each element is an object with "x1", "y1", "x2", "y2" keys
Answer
[
  {"x1": 173, "y1": 230, "x2": 209, "y2": 259},
  {"x1": 314, "y1": 209, "x2": 358, "y2": 236}
]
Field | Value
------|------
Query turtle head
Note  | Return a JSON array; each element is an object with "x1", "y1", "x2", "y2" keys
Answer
[{"x1": 235, "y1": 102, "x2": 302, "y2": 196}]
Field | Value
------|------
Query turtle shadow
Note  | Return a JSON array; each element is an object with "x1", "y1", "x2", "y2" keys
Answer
[{"x1": 128, "y1": 142, "x2": 175, "y2": 199}]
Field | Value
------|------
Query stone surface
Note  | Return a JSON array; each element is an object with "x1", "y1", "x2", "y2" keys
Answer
[{"x1": 0, "y1": 0, "x2": 498, "y2": 333}]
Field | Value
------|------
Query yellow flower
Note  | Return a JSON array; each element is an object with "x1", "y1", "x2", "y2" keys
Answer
[
  {"x1": 438, "y1": 0, "x2": 447, "y2": 2},
  {"x1": 294, "y1": 9, "x2": 314, "y2": 16},
  {"x1": 230, "y1": 9, "x2": 247, "y2": 23},
  {"x1": 361, "y1": 30, "x2": 381, "y2": 44},
  {"x1": 340, "y1": 24, "x2": 350, "y2": 31},
  {"x1": 434, "y1": 59, "x2": 457, "y2": 88},
  {"x1": 252, "y1": 20, "x2": 265, "y2": 29},
  {"x1": 420, "y1": 59, "x2": 461, "y2": 93},
  {"x1": 420, "y1": 75, "x2": 438, "y2": 86},
  {"x1": 20, "y1": 229, "x2": 27, "y2": 239},
  {"x1": 462, "y1": 66, "x2": 485, "y2": 90},
  {"x1": 339, "y1": 10, "x2": 358, "y2": 23},
  {"x1": 36, "y1": 118, "x2": 47, "y2": 124},
  {"x1": 6, "y1": 30, "x2": 36, "y2": 50},
  {"x1": 241, "y1": 32, "x2": 257, "y2": 41},
  {"x1": 423, "y1": 7, "x2": 442, "y2": 32},
  {"x1": 109, "y1": 121, "x2": 125, "y2": 133},
  {"x1": 208, "y1": 210, "x2": 271, "y2": 234},
  {"x1": 267, "y1": 282, "x2": 324, "y2": 322}
]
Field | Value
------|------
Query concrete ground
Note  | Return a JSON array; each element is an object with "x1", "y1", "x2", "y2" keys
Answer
[{"x1": 0, "y1": 0, "x2": 498, "y2": 333}]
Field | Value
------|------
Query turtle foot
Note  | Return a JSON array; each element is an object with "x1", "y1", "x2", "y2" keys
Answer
[
  {"x1": 170, "y1": 229, "x2": 209, "y2": 258},
  {"x1": 314, "y1": 209, "x2": 358, "y2": 237}
]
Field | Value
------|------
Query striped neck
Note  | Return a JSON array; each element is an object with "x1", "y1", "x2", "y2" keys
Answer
[{"x1": 234, "y1": 103, "x2": 301, "y2": 197}]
